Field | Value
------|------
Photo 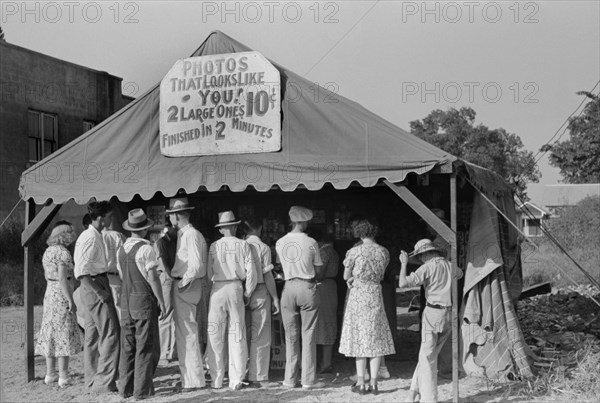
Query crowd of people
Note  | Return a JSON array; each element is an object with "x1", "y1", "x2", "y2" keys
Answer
[{"x1": 34, "y1": 197, "x2": 459, "y2": 402}]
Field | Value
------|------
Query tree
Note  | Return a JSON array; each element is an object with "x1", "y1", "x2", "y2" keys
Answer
[
  {"x1": 409, "y1": 107, "x2": 540, "y2": 199},
  {"x1": 541, "y1": 92, "x2": 600, "y2": 183}
]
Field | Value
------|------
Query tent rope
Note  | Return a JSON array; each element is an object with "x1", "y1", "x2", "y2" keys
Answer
[
  {"x1": 464, "y1": 177, "x2": 600, "y2": 309},
  {"x1": 0, "y1": 199, "x2": 23, "y2": 229}
]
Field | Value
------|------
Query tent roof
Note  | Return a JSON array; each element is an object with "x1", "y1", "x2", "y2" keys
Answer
[{"x1": 19, "y1": 31, "x2": 456, "y2": 205}]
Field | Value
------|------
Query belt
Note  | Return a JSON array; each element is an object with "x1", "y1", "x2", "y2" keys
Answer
[
  {"x1": 47, "y1": 277, "x2": 72, "y2": 282},
  {"x1": 426, "y1": 301, "x2": 451, "y2": 310},
  {"x1": 107, "y1": 272, "x2": 119, "y2": 276},
  {"x1": 287, "y1": 277, "x2": 316, "y2": 283},
  {"x1": 214, "y1": 279, "x2": 242, "y2": 283},
  {"x1": 173, "y1": 277, "x2": 183, "y2": 280},
  {"x1": 90, "y1": 273, "x2": 107, "y2": 279}
]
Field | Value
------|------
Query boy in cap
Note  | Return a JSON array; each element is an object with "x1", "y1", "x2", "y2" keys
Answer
[
  {"x1": 207, "y1": 211, "x2": 257, "y2": 390},
  {"x1": 275, "y1": 206, "x2": 325, "y2": 389},
  {"x1": 117, "y1": 209, "x2": 166, "y2": 399},
  {"x1": 167, "y1": 197, "x2": 207, "y2": 390},
  {"x1": 399, "y1": 239, "x2": 462, "y2": 403}
]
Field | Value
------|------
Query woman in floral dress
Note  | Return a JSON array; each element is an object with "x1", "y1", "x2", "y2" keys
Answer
[
  {"x1": 339, "y1": 219, "x2": 395, "y2": 395},
  {"x1": 35, "y1": 221, "x2": 82, "y2": 387}
]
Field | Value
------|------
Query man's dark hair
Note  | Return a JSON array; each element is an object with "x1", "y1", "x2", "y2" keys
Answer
[
  {"x1": 88, "y1": 201, "x2": 113, "y2": 220},
  {"x1": 82, "y1": 214, "x2": 92, "y2": 229},
  {"x1": 54, "y1": 220, "x2": 72, "y2": 228},
  {"x1": 243, "y1": 218, "x2": 262, "y2": 232}
]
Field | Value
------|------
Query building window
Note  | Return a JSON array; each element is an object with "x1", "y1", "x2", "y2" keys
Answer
[
  {"x1": 83, "y1": 120, "x2": 96, "y2": 133},
  {"x1": 527, "y1": 218, "x2": 541, "y2": 237},
  {"x1": 28, "y1": 110, "x2": 58, "y2": 162}
]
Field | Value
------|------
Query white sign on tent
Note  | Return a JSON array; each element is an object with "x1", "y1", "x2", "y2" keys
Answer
[{"x1": 159, "y1": 51, "x2": 281, "y2": 157}]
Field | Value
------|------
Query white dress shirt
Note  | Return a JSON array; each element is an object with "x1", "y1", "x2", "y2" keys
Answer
[
  {"x1": 171, "y1": 224, "x2": 207, "y2": 285},
  {"x1": 74, "y1": 225, "x2": 108, "y2": 279}
]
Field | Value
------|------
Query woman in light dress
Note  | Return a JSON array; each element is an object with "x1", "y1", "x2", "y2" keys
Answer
[
  {"x1": 35, "y1": 221, "x2": 82, "y2": 387},
  {"x1": 339, "y1": 219, "x2": 395, "y2": 395}
]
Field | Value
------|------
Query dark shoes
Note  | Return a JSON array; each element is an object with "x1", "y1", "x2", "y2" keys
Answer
[
  {"x1": 351, "y1": 383, "x2": 378, "y2": 395},
  {"x1": 351, "y1": 384, "x2": 368, "y2": 395}
]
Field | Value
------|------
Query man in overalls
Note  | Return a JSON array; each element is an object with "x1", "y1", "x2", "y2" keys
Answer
[{"x1": 117, "y1": 208, "x2": 166, "y2": 399}]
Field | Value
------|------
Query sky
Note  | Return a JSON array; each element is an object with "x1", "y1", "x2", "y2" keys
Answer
[{"x1": 2, "y1": 0, "x2": 599, "y2": 192}]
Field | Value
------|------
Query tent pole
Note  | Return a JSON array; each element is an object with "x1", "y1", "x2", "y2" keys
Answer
[
  {"x1": 24, "y1": 199, "x2": 35, "y2": 382},
  {"x1": 450, "y1": 173, "x2": 459, "y2": 403}
]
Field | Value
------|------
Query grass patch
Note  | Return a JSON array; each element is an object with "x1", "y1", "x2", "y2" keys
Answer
[
  {"x1": 522, "y1": 241, "x2": 600, "y2": 288},
  {"x1": 496, "y1": 339, "x2": 600, "y2": 402},
  {"x1": 0, "y1": 262, "x2": 46, "y2": 306}
]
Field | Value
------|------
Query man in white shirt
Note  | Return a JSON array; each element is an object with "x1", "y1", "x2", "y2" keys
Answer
[
  {"x1": 73, "y1": 201, "x2": 120, "y2": 393},
  {"x1": 207, "y1": 211, "x2": 257, "y2": 390},
  {"x1": 276, "y1": 206, "x2": 325, "y2": 389},
  {"x1": 167, "y1": 197, "x2": 207, "y2": 390},
  {"x1": 243, "y1": 218, "x2": 281, "y2": 387},
  {"x1": 399, "y1": 239, "x2": 463, "y2": 403},
  {"x1": 102, "y1": 221, "x2": 126, "y2": 320}
]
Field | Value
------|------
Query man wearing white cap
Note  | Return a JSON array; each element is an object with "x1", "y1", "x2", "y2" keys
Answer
[
  {"x1": 275, "y1": 206, "x2": 325, "y2": 389},
  {"x1": 399, "y1": 239, "x2": 462, "y2": 403},
  {"x1": 207, "y1": 211, "x2": 257, "y2": 390},
  {"x1": 166, "y1": 197, "x2": 207, "y2": 390}
]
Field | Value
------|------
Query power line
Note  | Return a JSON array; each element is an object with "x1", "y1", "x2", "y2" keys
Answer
[
  {"x1": 518, "y1": 80, "x2": 600, "y2": 184},
  {"x1": 532, "y1": 82, "x2": 597, "y2": 161}
]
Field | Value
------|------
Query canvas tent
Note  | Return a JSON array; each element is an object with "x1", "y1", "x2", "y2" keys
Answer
[{"x1": 19, "y1": 31, "x2": 533, "y2": 399}]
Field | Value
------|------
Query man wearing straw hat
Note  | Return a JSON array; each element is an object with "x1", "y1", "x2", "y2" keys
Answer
[
  {"x1": 276, "y1": 206, "x2": 325, "y2": 389},
  {"x1": 117, "y1": 208, "x2": 166, "y2": 399},
  {"x1": 399, "y1": 239, "x2": 462, "y2": 403},
  {"x1": 167, "y1": 197, "x2": 207, "y2": 390},
  {"x1": 206, "y1": 211, "x2": 257, "y2": 390}
]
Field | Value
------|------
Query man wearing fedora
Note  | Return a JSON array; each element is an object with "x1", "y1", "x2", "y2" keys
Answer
[
  {"x1": 73, "y1": 201, "x2": 120, "y2": 393},
  {"x1": 275, "y1": 206, "x2": 325, "y2": 389},
  {"x1": 117, "y1": 209, "x2": 166, "y2": 399},
  {"x1": 207, "y1": 211, "x2": 257, "y2": 390},
  {"x1": 399, "y1": 239, "x2": 462, "y2": 403},
  {"x1": 167, "y1": 197, "x2": 207, "y2": 390}
]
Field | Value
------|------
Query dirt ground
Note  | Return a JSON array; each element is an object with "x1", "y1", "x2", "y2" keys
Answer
[{"x1": 1, "y1": 306, "x2": 520, "y2": 403}]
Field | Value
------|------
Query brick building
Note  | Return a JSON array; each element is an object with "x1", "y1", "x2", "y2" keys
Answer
[{"x1": 0, "y1": 40, "x2": 133, "y2": 223}]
